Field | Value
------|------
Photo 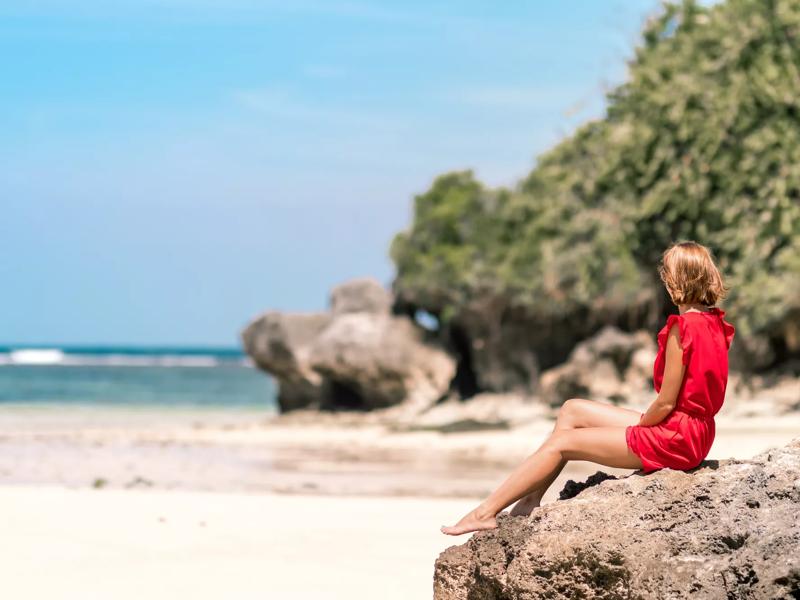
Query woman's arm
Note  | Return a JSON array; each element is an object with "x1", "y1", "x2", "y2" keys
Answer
[{"x1": 638, "y1": 323, "x2": 687, "y2": 427}]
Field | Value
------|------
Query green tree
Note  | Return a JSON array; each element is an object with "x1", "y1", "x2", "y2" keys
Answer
[{"x1": 391, "y1": 0, "x2": 800, "y2": 384}]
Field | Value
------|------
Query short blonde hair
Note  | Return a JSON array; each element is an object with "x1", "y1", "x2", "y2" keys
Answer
[{"x1": 658, "y1": 241, "x2": 730, "y2": 306}]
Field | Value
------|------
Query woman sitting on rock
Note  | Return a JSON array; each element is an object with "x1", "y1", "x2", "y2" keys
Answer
[{"x1": 442, "y1": 240, "x2": 736, "y2": 536}]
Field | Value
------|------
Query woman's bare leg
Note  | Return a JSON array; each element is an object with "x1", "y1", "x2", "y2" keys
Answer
[
  {"x1": 441, "y1": 426, "x2": 643, "y2": 536},
  {"x1": 507, "y1": 457, "x2": 566, "y2": 516},
  {"x1": 509, "y1": 399, "x2": 640, "y2": 516}
]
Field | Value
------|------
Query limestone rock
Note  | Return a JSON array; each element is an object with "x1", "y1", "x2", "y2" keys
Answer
[
  {"x1": 329, "y1": 277, "x2": 392, "y2": 316},
  {"x1": 308, "y1": 312, "x2": 455, "y2": 411},
  {"x1": 538, "y1": 325, "x2": 657, "y2": 406},
  {"x1": 433, "y1": 437, "x2": 800, "y2": 599},
  {"x1": 242, "y1": 277, "x2": 455, "y2": 412},
  {"x1": 240, "y1": 311, "x2": 332, "y2": 412}
]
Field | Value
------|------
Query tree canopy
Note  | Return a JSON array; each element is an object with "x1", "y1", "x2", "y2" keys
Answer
[{"x1": 391, "y1": 0, "x2": 800, "y2": 371}]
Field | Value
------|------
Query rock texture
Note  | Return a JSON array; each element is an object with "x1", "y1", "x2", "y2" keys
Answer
[
  {"x1": 241, "y1": 277, "x2": 455, "y2": 412},
  {"x1": 239, "y1": 311, "x2": 333, "y2": 412},
  {"x1": 434, "y1": 437, "x2": 800, "y2": 599},
  {"x1": 538, "y1": 326, "x2": 657, "y2": 407},
  {"x1": 308, "y1": 311, "x2": 455, "y2": 411},
  {"x1": 329, "y1": 277, "x2": 392, "y2": 316}
]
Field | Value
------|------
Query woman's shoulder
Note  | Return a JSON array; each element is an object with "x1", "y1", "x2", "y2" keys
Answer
[
  {"x1": 658, "y1": 307, "x2": 735, "y2": 350},
  {"x1": 713, "y1": 308, "x2": 736, "y2": 349},
  {"x1": 689, "y1": 307, "x2": 735, "y2": 349},
  {"x1": 656, "y1": 314, "x2": 692, "y2": 365},
  {"x1": 657, "y1": 313, "x2": 687, "y2": 341}
]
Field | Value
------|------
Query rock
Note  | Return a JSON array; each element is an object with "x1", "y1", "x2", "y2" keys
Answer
[
  {"x1": 309, "y1": 312, "x2": 455, "y2": 411},
  {"x1": 241, "y1": 311, "x2": 332, "y2": 412},
  {"x1": 329, "y1": 277, "x2": 392, "y2": 316},
  {"x1": 434, "y1": 300, "x2": 580, "y2": 396},
  {"x1": 433, "y1": 437, "x2": 800, "y2": 599},
  {"x1": 538, "y1": 325, "x2": 657, "y2": 406},
  {"x1": 242, "y1": 277, "x2": 455, "y2": 413},
  {"x1": 391, "y1": 270, "x2": 664, "y2": 397}
]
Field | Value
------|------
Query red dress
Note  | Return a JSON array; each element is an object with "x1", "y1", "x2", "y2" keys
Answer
[{"x1": 625, "y1": 307, "x2": 736, "y2": 472}]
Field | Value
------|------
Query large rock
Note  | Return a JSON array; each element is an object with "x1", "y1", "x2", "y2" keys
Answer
[
  {"x1": 329, "y1": 277, "x2": 392, "y2": 316},
  {"x1": 433, "y1": 438, "x2": 800, "y2": 599},
  {"x1": 240, "y1": 311, "x2": 332, "y2": 412},
  {"x1": 438, "y1": 300, "x2": 588, "y2": 396},
  {"x1": 538, "y1": 325, "x2": 657, "y2": 406},
  {"x1": 309, "y1": 312, "x2": 455, "y2": 411},
  {"x1": 241, "y1": 277, "x2": 456, "y2": 412}
]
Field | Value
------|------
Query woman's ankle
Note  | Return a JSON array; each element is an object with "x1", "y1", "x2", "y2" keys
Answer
[{"x1": 474, "y1": 503, "x2": 497, "y2": 521}]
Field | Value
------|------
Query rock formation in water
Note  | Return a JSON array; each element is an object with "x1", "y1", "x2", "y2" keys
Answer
[
  {"x1": 241, "y1": 277, "x2": 455, "y2": 412},
  {"x1": 433, "y1": 437, "x2": 800, "y2": 599}
]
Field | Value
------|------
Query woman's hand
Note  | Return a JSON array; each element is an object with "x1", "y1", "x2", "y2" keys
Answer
[{"x1": 638, "y1": 322, "x2": 686, "y2": 427}]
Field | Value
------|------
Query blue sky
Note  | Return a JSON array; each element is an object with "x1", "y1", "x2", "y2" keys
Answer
[{"x1": 0, "y1": 0, "x2": 665, "y2": 346}]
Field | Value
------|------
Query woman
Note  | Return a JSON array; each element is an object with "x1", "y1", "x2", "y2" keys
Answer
[{"x1": 441, "y1": 240, "x2": 736, "y2": 536}]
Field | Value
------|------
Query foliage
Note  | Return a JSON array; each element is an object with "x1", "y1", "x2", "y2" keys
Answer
[{"x1": 391, "y1": 0, "x2": 800, "y2": 350}]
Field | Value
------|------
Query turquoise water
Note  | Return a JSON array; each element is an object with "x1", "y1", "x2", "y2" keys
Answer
[{"x1": 0, "y1": 346, "x2": 276, "y2": 410}]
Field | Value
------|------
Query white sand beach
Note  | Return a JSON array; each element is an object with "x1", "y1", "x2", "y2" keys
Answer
[
  {"x1": 1, "y1": 404, "x2": 799, "y2": 599},
  {"x1": 0, "y1": 486, "x2": 475, "y2": 600}
]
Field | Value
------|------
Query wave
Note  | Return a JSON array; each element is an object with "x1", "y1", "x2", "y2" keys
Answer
[
  {"x1": 4, "y1": 349, "x2": 66, "y2": 365},
  {"x1": 0, "y1": 348, "x2": 252, "y2": 368}
]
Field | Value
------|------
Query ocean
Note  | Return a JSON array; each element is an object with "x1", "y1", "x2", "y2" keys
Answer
[{"x1": 0, "y1": 346, "x2": 277, "y2": 411}]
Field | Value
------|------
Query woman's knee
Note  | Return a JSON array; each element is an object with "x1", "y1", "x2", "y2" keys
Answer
[{"x1": 555, "y1": 398, "x2": 587, "y2": 429}]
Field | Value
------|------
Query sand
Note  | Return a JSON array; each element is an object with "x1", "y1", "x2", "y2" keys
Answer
[
  {"x1": 0, "y1": 404, "x2": 798, "y2": 499},
  {"x1": 2, "y1": 405, "x2": 798, "y2": 599},
  {"x1": 0, "y1": 485, "x2": 475, "y2": 600}
]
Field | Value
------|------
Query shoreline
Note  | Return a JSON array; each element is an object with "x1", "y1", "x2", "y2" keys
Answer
[{"x1": 1, "y1": 403, "x2": 798, "y2": 500}]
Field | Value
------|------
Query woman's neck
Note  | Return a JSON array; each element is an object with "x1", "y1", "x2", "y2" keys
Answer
[{"x1": 678, "y1": 303, "x2": 713, "y2": 315}]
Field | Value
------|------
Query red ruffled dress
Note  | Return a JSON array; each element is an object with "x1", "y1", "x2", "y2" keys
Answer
[{"x1": 625, "y1": 307, "x2": 736, "y2": 472}]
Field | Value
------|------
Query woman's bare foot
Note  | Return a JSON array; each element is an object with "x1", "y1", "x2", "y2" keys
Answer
[
  {"x1": 509, "y1": 494, "x2": 540, "y2": 517},
  {"x1": 440, "y1": 506, "x2": 498, "y2": 536}
]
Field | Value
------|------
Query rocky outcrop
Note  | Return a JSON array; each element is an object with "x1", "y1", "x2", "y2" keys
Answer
[
  {"x1": 240, "y1": 311, "x2": 333, "y2": 412},
  {"x1": 241, "y1": 277, "x2": 455, "y2": 412},
  {"x1": 329, "y1": 277, "x2": 392, "y2": 316},
  {"x1": 308, "y1": 311, "x2": 455, "y2": 411},
  {"x1": 393, "y1": 283, "x2": 663, "y2": 400},
  {"x1": 538, "y1": 326, "x2": 657, "y2": 407},
  {"x1": 434, "y1": 437, "x2": 800, "y2": 599}
]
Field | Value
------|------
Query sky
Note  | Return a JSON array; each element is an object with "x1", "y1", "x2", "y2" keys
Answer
[{"x1": 0, "y1": 0, "x2": 666, "y2": 346}]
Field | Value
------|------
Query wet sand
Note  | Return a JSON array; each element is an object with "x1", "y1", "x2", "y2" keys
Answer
[{"x1": 0, "y1": 404, "x2": 798, "y2": 500}]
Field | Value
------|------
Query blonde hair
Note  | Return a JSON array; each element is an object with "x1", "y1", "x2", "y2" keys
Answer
[{"x1": 658, "y1": 241, "x2": 730, "y2": 306}]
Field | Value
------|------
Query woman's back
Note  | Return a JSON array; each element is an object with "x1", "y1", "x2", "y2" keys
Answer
[{"x1": 653, "y1": 306, "x2": 736, "y2": 418}]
